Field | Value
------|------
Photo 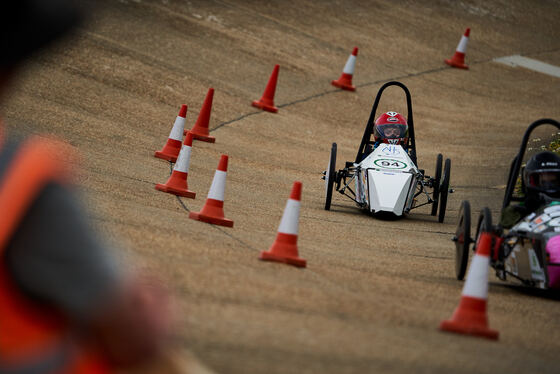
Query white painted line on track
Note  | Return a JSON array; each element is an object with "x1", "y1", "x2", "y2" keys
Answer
[{"x1": 493, "y1": 55, "x2": 560, "y2": 78}]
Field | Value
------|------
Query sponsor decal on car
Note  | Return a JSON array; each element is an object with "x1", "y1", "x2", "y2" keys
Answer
[
  {"x1": 533, "y1": 224, "x2": 548, "y2": 233},
  {"x1": 514, "y1": 222, "x2": 532, "y2": 232},
  {"x1": 380, "y1": 145, "x2": 400, "y2": 156},
  {"x1": 532, "y1": 214, "x2": 551, "y2": 225},
  {"x1": 506, "y1": 247, "x2": 520, "y2": 276},
  {"x1": 528, "y1": 249, "x2": 545, "y2": 281},
  {"x1": 526, "y1": 212, "x2": 537, "y2": 221}
]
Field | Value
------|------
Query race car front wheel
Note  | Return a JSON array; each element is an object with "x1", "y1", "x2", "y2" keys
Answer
[
  {"x1": 454, "y1": 200, "x2": 471, "y2": 280},
  {"x1": 431, "y1": 153, "x2": 443, "y2": 216},
  {"x1": 438, "y1": 158, "x2": 451, "y2": 223},
  {"x1": 324, "y1": 142, "x2": 337, "y2": 210}
]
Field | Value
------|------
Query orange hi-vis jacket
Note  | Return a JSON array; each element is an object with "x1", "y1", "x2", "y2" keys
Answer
[{"x1": 0, "y1": 136, "x2": 111, "y2": 373}]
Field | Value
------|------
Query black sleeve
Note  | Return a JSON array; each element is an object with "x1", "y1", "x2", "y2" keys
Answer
[{"x1": 5, "y1": 182, "x2": 121, "y2": 323}]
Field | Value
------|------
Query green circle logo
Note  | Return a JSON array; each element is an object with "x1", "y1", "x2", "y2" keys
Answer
[{"x1": 373, "y1": 159, "x2": 407, "y2": 169}]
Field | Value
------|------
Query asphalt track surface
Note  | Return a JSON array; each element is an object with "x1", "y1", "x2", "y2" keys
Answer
[{"x1": 3, "y1": 0, "x2": 560, "y2": 373}]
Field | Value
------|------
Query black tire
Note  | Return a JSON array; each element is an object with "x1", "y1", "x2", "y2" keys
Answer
[
  {"x1": 438, "y1": 158, "x2": 451, "y2": 223},
  {"x1": 455, "y1": 200, "x2": 471, "y2": 280},
  {"x1": 324, "y1": 143, "x2": 337, "y2": 210},
  {"x1": 474, "y1": 207, "x2": 493, "y2": 252},
  {"x1": 431, "y1": 154, "x2": 443, "y2": 216}
]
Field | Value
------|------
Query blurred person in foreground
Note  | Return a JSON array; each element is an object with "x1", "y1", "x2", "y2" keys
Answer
[{"x1": 0, "y1": 1, "x2": 175, "y2": 372}]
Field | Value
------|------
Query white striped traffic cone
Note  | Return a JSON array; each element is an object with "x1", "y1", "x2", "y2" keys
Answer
[
  {"x1": 259, "y1": 181, "x2": 306, "y2": 268},
  {"x1": 155, "y1": 105, "x2": 187, "y2": 162},
  {"x1": 331, "y1": 47, "x2": 358, "y2": 91},
  {"x1": 440, "y1": 231, "x2": 499, "y2": 340},
  {"x1": 189, "y1": 154, "x2": 233, "y2": 227},
  {"x1": 445, "y1": 28, "x2": 470, "y2": 69},
  {"x1": 155, "y1": 132, "x2": 196, "y2": 198}
]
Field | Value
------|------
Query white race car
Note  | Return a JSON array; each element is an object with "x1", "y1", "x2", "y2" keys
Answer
[{"x1": 323, "y1": 81, "x2": 452, "y2": 222}]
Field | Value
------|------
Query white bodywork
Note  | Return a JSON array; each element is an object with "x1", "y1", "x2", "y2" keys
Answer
[{"x1": 355, "y1": 144, "x2": 419, "y2": 216}]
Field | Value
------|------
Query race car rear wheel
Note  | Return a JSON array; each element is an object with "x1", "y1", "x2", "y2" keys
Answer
[
  {"x1": 454, "y1": 200, "x2": 471, "y2": 280},
  {"x1": 324, "y1": 142, "x2": 337, "y2": 210},
  {"x1": 438, "y1": 158, "x2": 451, "y2": 223},
  {"x1": 474, "y1": 207, "x2": 493, "y2": 252},
  {"x1": 431, "y1": 153, "x2": 443, "y2": 216}
]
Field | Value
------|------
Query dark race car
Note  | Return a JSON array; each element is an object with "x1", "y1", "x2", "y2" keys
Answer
[{"x1": 454, "y1": 118, "x2": 560, "y2": 289}]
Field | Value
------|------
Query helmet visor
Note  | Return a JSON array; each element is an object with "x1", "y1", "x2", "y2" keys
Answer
[
  {"x1": 375, "y1": 124, "x2": 408, "y2": 139},
  {"x1": 527, "y1": 169, "x2": 560, "y2": 191}
]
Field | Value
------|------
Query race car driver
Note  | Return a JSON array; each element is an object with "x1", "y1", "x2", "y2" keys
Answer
[
  {"x1": 500, "y1": 151, "x2": 560, "y2": 228},
  {"x1": 373, "y1": 111, "x2": 409, "y2": 150}
]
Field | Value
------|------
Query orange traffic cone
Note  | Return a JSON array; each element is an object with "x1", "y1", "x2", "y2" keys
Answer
[
  {"x1": 189, "y1": 154, "x2": 233, "y2": 227},
  {"x1": 259, "y1": 181, "x2": 306, "y2": 268},
  {"x1": 252, "y1": 64, "x2": 279, "y2": 113},
  {"x1": 155, "y1": 132, "x2": 196, "y2": 198},
  {"x1": 445, "y1": 28, "x2": 470, "y2": 69},
  {"x1": 331, "y1": 47, "x2": 358, "y2": 91},
  {"x1": 440, "y1": 232, "x2": 499, "y2": 340},
  {"x1": 155, "y1": 105, "x2": 187, "y2": 162},
  {"x1": 185, "y1": 88, "x2": 216, "y2": 143}
]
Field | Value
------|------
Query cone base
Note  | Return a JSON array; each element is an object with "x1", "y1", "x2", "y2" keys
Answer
[
  {"x1": 331, "y1": 79, "x2": 356, "y2": 91},
  {"x1": 154, "y1": 151, "x2": 178, "y2": 163},
  {"x1": 445, "y1": 59, "x2": 469, "y2": 70},
  {"x1": 259, "y1": 250, "x2": 307, "y2": 268},
  {"x1": 439, "y1": 319, "x2": 499, "y2": 340},
  {"x1": 183, "y1": 129, "x2": 216, "y2": 143},
  {"x1": 192, "y1": 133, "x2": 216, "y2": 143},
  {"x1": 155, "y1": 183, "x2": 196, "y2": 199},
  {"x1": 252, "y1": 100, "x2": 278, "y2": 113},
  {"x1": 189, "y1": 211, "x2": 234, "y2": 227}
]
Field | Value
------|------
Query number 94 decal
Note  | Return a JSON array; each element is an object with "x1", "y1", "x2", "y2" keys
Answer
[{"x1": 373, "y1": 159, "x2": 407, "y2": 169}]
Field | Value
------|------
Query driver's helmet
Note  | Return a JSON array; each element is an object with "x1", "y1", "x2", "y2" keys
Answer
[
  {"x1": 374, "y1": 111, "x2": 409, "y2": 147},
  {"x1": 523, "y1": 151, "x2": 560, "y2": 201}
]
